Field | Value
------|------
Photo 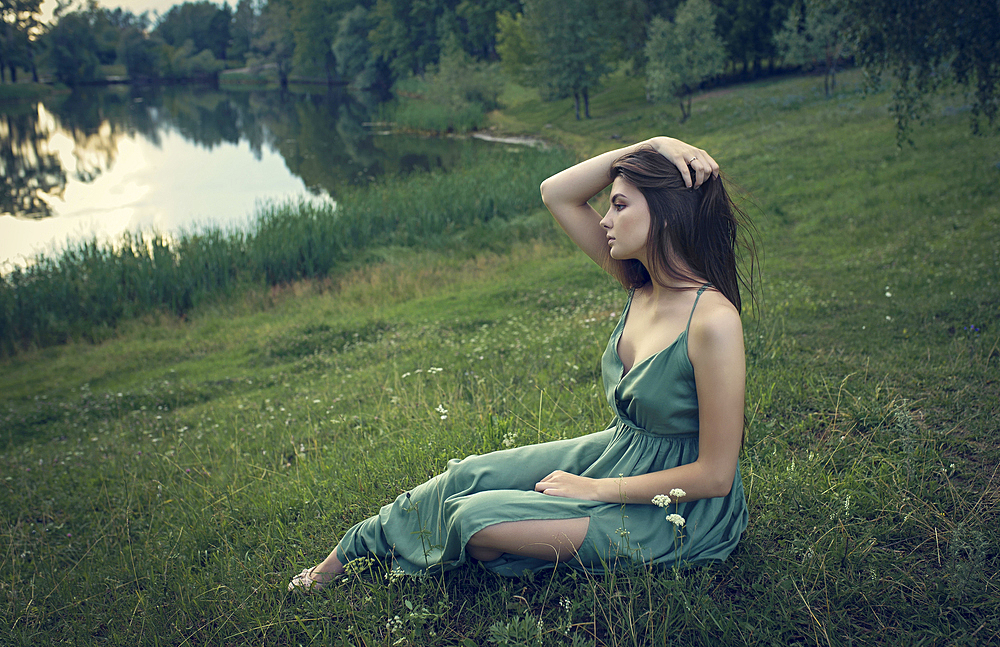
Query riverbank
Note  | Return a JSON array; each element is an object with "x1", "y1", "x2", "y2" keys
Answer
[{"x1": 1, "y1": 71, "x2": 998, "y2": 646}]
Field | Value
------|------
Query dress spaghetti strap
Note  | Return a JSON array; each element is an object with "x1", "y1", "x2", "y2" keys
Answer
[{"x1": 685, "y1": 283, "x2": 713, "y2": 335}]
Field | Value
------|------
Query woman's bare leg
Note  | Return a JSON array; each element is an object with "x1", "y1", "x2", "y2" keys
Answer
[
  {"x1": 287, "y1": 546, "x2": 345, "y2": 592},
  {"x1": 291, "y1": 518, "x2": 590, "y2": 590},
  {"x1": 467, "y1": 517, "x2": 590, "y2": 563}
]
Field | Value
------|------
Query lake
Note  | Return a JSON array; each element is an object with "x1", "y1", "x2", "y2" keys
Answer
[{"x1": 0, "y1": 84, "x2": 504, "y2": 271}]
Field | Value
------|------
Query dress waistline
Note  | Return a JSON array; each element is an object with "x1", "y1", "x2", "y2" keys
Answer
[{"x1": 611, "y1": 417, "x2": 698, "y2": 440}]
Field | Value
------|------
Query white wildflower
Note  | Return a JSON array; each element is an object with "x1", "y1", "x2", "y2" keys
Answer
[
  {"x1": 665, "y1": 513, "x2": 686, "y2": 528},
  {"x1": 502, "y1": 432, "x2": 518, "y2": 448},
  {"x1": 435, "y1": 404, "x2": 448, "y2": 420},
  {"x1": 386, "y1": 615, "x2": 404, "y2": 633},
  {"x1": 668, "y1": 488, "x2": 687, "y2": 500},
  {"x1": 652, "y1": 494, "x2": 671, "y2": 508}
]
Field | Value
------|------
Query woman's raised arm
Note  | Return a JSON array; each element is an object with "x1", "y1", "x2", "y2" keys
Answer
[{"x1": 539, "y1": 137, "x2": 719, "y2": 279}]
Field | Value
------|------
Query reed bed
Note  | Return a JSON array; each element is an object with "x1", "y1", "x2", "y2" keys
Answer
[{"x1": 0, "y1": 145, "x2": 571, "y2": 355}]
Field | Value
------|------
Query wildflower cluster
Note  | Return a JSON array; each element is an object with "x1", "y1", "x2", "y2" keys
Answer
[
  {"x1": 653, "y1": 488, "x2": 687, "y2": 528},
  {"x1": 343, "y1": 555, "x2": 375, "y2": 577},
  {"x1": 386, "y1": 615, "x2": 404, "y2": 634},
  {"x1": 400, "y1": 366, "x2": 445, "y2": 379}
]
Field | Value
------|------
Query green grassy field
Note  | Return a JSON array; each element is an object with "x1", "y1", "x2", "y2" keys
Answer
[{"x1": 1, "y1": 70, "x2": 998, "y2": 645}]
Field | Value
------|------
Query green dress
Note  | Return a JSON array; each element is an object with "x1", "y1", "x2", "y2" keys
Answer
[{"x1": 335, "y1": 285, "x2": 748, "y2": 576}]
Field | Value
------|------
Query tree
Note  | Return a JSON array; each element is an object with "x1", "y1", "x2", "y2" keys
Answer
[
  {"x1": 118, "y1": 26, "x2": 164, "y2": 80},
  {"x1": 714, "y1": 0, "x2": 793, "y2": 75},
  {"x1": 253, "y1": 0, "x2": 295, "y2": 88},
  {"x1": 1, "y1": 0, "x2": 44, "y2": 83},
  {"x1": 451, "y1": 0, "x2": 518, "y2": 60},
  {"x1": 155, "y1": 1, "x2": 230, "y2": 61},
  {"x1": 367, "y1": 0, "x2": 446, "y2": 78},
  {"x1": 835, "y1": 0, "x2": 1000, "y2": 139},
  {"x1": 44, "y1": 10, "x2": 101, "y2": 85},
  {"x1": 230, "y1": 0, "x2": 259, "y2": 63},
  {"x1": 332, "y1": 5, "x2": 389, "y2": 94},
  {"x1": 508, "y1": 0, "x2": 610, "y2": 120},
  {"x1": 774, "y1": 0, "x2": 847, "y2": 96},
  {"x1": 495, "y1": 10, "x2": 533, "y2": 84},
  {"x1": 646, "y1": 0, "x2": 726, "y2": 121},
  {"x1": 289, "y1": 0, "x2": 351, "y2": 85}
]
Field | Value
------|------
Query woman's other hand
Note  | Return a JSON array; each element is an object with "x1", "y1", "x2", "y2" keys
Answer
[
  {"x1": 647, "y1": 136, "x2": 720, "y2": 188},
  {"x1": 535, "y1": 470, "x2": 604, "y2": 501}
]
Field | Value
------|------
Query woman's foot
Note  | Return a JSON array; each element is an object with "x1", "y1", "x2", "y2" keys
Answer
[
  {"x1": 287, "y1": 566, "x2": 338, "y2": 592},
  {"x1": 287, "y1": 549, "x2": 345, "y2": 592}
]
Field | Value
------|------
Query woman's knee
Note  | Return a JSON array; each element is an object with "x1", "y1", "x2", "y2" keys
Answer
[{"x1": 466, "y1": 543, "x2": 503, "y2": 562}]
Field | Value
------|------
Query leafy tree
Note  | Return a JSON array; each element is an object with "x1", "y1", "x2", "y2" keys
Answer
[
  {"x1": 90, "y1": 7, "x2": 122, "y2": 66},
  {"x1": 452, "y1": 0, "x2": 518, "y2": 60},
  {"x1": 155, "y1": 1, "x2": 231, "y2": 61},
  {"x1": 607, "y1": 0, "x2": 684, "y2": 73},
  {"x1": 160, "y1": 38, "x2": 226, "y2": 78},
  {"x1": 495, "y1": 10, "x2": 533, "y2": 84},
  {"x1": 774, "y1": 0, "x2": 847, "y2": 97},
  {"x1": 835, "y1": 0, "x2": 1000, "y2": 138},
  {"x1": 230, "y1": 0, "x2": 259, "y2": 63},
  {"x1": 368, "y1": 0, "x2": 446, "y2": 78},
  {"x1": 646, "y1": 0, "x2": 726, "y2": 121},
  {"x1": 44, "y1": 10, "x2": 101, "y2": 85},
  {"x1": 1, "y1": 0, "x2": 44, "y2": 82},
  {"x1": 289, "y1": 0, "x2": 352, "y2": 85},
  {"x1": 119, "y1": 26, "x2": 164, "y2": 80},
  {"x1": 714, "y1": 0, "x2": 793, "y2": 75},
  {"x1": 332, "y1": 4, "x2": 389, "y2": 94},
  {"x1": 253, "y1": 0, "x2": 294, "y2": 88},
  {"x1": 511, "y1": 0, "x2": 610, "y2": 120}
]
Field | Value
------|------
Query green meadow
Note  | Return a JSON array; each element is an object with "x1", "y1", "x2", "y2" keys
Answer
[{"x1": 1, "y1": 70, "x2": 998, "y2": 645}]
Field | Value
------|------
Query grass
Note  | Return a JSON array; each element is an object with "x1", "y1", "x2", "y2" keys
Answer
[{"x1": 1, "y1": 70, "x2": 998, "y2": 645}]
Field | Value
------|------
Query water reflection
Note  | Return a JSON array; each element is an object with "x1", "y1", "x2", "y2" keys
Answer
[
  {"x1": 1, "y1": 85, "x2": 494, "y2": 266},
  {"x1": 0, "y1": 104, "x2": 67, "y2": 218}
]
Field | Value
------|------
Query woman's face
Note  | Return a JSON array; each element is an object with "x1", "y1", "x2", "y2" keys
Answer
[{"x1": 600, "y1": 177, "x2": 651, "y2": 262}]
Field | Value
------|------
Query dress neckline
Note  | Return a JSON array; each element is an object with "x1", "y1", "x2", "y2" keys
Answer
[{"x1": 614, "y1": 284, "x2": 711, "y2": 381}]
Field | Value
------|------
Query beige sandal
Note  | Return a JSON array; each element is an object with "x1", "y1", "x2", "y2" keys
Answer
[{"x1": 287, "y1": 567, "x2": 336, "y2": 592}]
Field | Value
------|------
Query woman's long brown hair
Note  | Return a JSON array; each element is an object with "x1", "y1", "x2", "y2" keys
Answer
[{"x1": 610, "y1": 147, "x2": 759, "y2": 314}]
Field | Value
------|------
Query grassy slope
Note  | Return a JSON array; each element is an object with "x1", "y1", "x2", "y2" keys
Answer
[{"x1": 1, "y1": 71, "x2": 997, "y2": 646}]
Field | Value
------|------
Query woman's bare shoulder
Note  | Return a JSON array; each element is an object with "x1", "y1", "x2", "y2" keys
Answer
[{"x1": 687, "y1": 289, "x2": 744, "y2": 354}]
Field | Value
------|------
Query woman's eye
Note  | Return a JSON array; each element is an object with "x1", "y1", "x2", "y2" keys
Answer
[{"x1": 613, "y1": 203, "x2": 625, "y2": 211}]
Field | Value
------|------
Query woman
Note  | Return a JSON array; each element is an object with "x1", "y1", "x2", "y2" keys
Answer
[{"x1": 289, "y1": 136, "x2": 753, "y2": 590}]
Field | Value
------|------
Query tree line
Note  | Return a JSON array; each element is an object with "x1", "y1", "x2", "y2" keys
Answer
[{"x1": 2, "y1": 0, "x2": 997, "y2": 133}]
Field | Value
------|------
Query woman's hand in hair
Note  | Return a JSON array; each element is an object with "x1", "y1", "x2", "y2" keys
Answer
[{"x1": 646, "y1": 137, "x2": 720, "y2": 189}]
